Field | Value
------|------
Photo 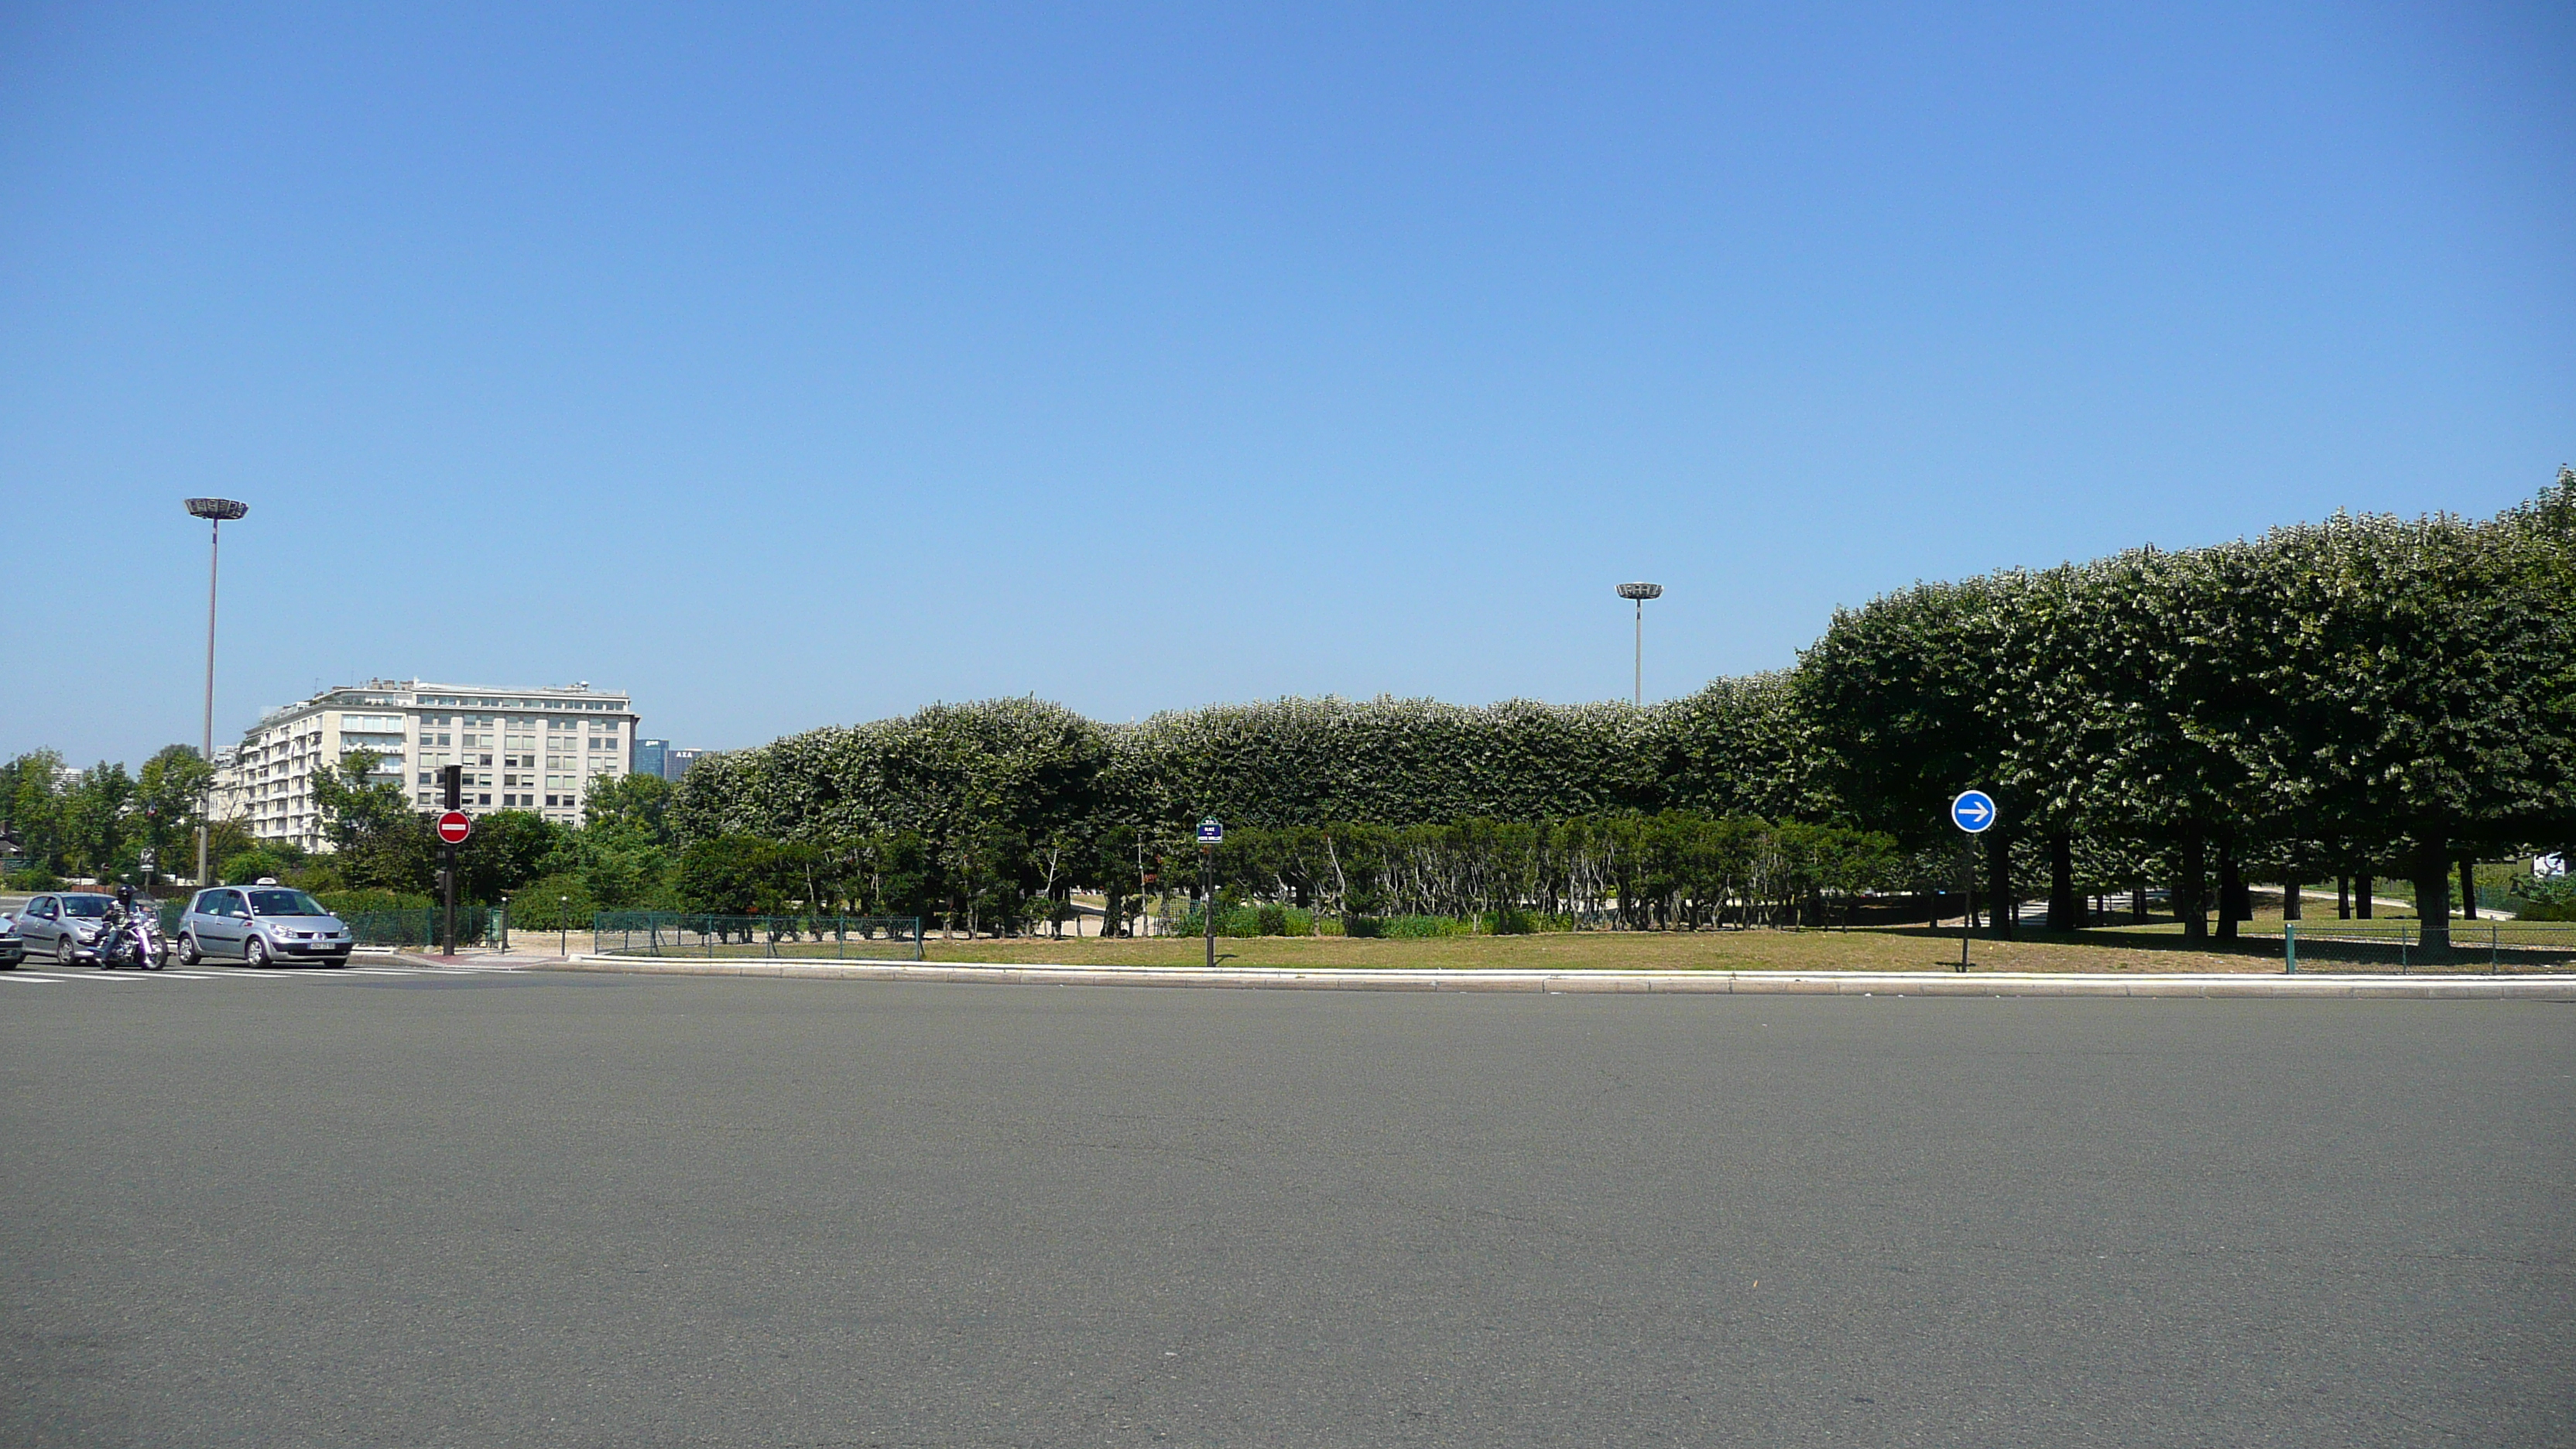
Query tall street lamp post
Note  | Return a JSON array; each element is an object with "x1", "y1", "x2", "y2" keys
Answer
[
  {"x1": 1616, "y1": 582, "x2": 1663, "y2": 706},
  {"x1": 185, "y1": 498, "x2": 248, "y2": 889}
]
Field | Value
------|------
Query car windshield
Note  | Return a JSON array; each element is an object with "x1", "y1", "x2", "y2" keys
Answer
[
  {"x1": 246, "y1": 889, "x2": 330, "y2": 918},
  {"x1": 62, "y1": 897, "x2": 111, "y2": 917}
]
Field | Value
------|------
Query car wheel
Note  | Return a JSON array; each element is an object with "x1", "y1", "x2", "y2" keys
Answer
[
  {"x1": 57, "y1": 937, "x2": 78, "y2": 967},
  {"x1": 245, "y1": 937, "x2": 272, "y2": 968},
  {"x1": 179, "y1": 933, "x2": 202, "y2": 966}
]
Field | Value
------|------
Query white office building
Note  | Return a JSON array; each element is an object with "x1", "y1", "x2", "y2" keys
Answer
[{"x1": 217, "y1": 680, "x2": 639, "y2": 851}]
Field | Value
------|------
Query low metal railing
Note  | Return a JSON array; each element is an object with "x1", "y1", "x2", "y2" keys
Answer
[
  {"x1": 2264, "y1": 917, "x2": 2576, "y2": 973},
  {"x1": 339, "y1": 908, "x2": 496, "y2": 949},
  {"x1": 591, "y1": 912, "x2": 924, "y2": 962}
]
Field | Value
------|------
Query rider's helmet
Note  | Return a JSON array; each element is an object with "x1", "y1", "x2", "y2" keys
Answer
[{"x1": 115, "y1": 882, "x2": 135, "y2": 906}]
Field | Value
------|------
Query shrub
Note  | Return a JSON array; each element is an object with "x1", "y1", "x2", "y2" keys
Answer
[
  {"x1": 1478, "y1": 907, "x2": 1574, "y2": 934},
  {"x1": 317, "y1": 889, "x2": 433, "y2": 916},
  {"x1": 1345, "y1": 914, "x2": 1472, "y2": 939},
  {"x1": 1170, "y1": 903, "x2": 1317, "y2": 937},
  {"x1": 509, "y1": 874, "x2": 598, "y2": 932},
  {"x1": 2507, "y1": 873, "x2": 2576, "y2": 921}
]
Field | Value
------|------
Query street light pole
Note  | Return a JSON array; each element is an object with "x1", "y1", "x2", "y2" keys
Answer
[
  {"x1": 1616, "y1": 583, "x2": 1663, "y2": 706},
  {"x1": 184, "y1": 498, "x2": 248, "y2": 889}
]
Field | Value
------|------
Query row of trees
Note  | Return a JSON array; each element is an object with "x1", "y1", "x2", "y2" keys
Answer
[
  {"x1": 0, "y1": 747, "x2": 217, "y2": 888},
  {"x1": 0, "y1": 744, "x2": 692, "y2": 931},
  {"x1": 11, "y1": 475, "x2": 2564, "y2": 952},
  {"x1": 657, "y1": 814, "x2": 1905, "y2": 937},
  {"x1": 665, "y1": 474, "x2": 2572, "y2": 951},
  {"x1": 1799, "y1": 474, "x2": 2576, "y2": 951},
  {"x1": 1184, "y1": 815, "x2": 1901, "y2": 930}
]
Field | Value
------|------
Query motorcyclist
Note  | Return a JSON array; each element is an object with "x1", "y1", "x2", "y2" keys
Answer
[{"x1": 98, "y1": 884, "x2": 153, "y2": 968}]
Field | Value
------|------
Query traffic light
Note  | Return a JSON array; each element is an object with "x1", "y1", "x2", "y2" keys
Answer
[{"x1": 441, "y1": 765, "x2": 462, "y2": 810}]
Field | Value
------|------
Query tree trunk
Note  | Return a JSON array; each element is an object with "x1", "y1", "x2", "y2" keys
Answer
[
  {"x1": 2458, "y1": 856, "x2": 2478, "y2": 921},
  {"x1": 2215, "y1": 843, "x2": 2241, "y2": 942},
  {"x1": 2177, "y1": 830, "x2": 2208, "y2": 941},
  {"x1": 2132, "y1": 881, "x2": 2148, "y2": 923},
  {"x1": 2046, "y1": 831, "x2": 2078, "y2": 931},
  {"x1": 2356, "y1": 874, "x2": 2373, "y2": 919},
  {"x1": 2336, "y1": 875, "x2": 2349, "y2": 919},
  {"x1": 2410, "y1": 844, "x2": 2452, "y2": 956},
  {"x1": 1985, "y1": 831, "x2": 2014, "y2": 939},
  {"x1": 2283, "y1": 882, "x2": 2302, "y2": 921}
]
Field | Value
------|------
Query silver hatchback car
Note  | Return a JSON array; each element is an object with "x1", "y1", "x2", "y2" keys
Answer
[
  {"x1": 14, "y1": 892, "x2": 117, "y2": 965},
  {"x1": 180, "y1": 886, "x2": 353, "y2": 967}
]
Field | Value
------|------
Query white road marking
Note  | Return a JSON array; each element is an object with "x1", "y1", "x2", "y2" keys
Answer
[{"x1": 0, "y1": 975, "x2": 57, "y2": 983}]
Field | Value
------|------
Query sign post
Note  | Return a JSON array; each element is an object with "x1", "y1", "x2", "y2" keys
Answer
[
  {"x1": 1950, "y1": 790, "x2": 1997, "y2": 972},
  {"x1": 1197, "y1": 817, "x2": 1224, "y2": 970},
  {"x1": 437, "y1": 766, "x2": 468, "y2": 955}
]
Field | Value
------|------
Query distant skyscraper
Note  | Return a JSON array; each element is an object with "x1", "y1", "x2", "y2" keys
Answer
[{"x1": 627, "y1": 738, "x2": 709, "y2": 781}]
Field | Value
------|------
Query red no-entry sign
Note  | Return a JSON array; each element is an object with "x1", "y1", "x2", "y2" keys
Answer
[{"x1": 437, "y1": 810, "x2": 473, "y2": 845}]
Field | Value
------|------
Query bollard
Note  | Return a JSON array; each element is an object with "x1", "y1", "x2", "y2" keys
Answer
[{"x1": 2283, "y1": 921, "x2": 2297, "y2": 974}]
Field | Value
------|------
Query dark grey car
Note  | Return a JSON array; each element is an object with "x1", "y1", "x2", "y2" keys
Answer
[
  {"x1": 179, "y1": 886, "x2": 352, "y2": 968},
  {"x1": 14, "y1": 893, "x2": 115, "y2": 966}
]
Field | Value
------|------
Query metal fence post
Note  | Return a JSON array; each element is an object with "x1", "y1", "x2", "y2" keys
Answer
[
  {"x1": 913, "y1": 917, "x2": 923, "y2": 961},
  {"x1": 2283, "y1": 922, "x2": 2297, "y2": 975}
]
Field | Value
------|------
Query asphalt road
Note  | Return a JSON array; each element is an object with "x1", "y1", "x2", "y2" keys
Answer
[{"x1": 2, "y1": 967, "x2": 2569, "y2": 1448}]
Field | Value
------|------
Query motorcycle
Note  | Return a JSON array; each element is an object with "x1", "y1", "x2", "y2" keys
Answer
[{"x1": 96, "y1": 904, "x2": 166, "y2": 971}]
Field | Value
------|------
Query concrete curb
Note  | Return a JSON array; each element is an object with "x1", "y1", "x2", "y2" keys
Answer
[{"x1": 536, "y1": 956, "x2": 2576, "y2": 999}]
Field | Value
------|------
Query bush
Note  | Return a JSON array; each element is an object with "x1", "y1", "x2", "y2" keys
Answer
[
  {"x1": 1344, "y1": 914, "x2": 1472, "y2": 939},
  {"x1": 1478, "y1": 907, "x2": 1574, "y2": 934},
  {"x1": 509, "y1": 874, "x2": 598, "y2": 932},
  {"x1": 5, "y1": 867, "x2": 62, "y2": 891},
  {"x1": 1170, "y1": 903, "x2": 1317, "y2": 937},
  {"x1": 221, "y1": 847, "x2": 299, "y2": 886},
  {"x1": 317, "y1": 889, "x2": 433, "y2": 916},
  {"x1": 2508, "y1": 873, "x2": 2576, "y2": 921}
]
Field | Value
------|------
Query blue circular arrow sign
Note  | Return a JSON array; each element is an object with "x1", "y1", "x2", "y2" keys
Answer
[{"x1": 1950, "y1": 790, "x2": 1998, "y2": 834}]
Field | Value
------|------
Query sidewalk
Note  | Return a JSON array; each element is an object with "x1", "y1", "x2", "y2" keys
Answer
[
  {"x1": 537, "y1": 956, "x2": 2576, "y2": 999},
  {"x1": 385, "y1": 947, "x2": 581, "y2": 970}
]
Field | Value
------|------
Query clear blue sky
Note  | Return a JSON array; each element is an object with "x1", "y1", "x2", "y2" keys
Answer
[{"x1": 5, "y1": 2, "x2": 2569, "y2": 771}]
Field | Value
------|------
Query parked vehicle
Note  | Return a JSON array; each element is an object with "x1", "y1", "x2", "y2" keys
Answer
[
  {"x1": 0, "y1": 909, "x2": 22, "y2": 969},
  {"x1": 178, "y1": 886, "x2": 352, "y2": 967},
  {"x1": 94, "y1": 896, "x2": 167, "y2": 971},
  {"x1": 13, "y1": 892, "x2": 116, "y2": 966}
]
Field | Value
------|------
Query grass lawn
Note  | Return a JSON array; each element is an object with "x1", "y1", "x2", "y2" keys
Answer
[{"x1": 913, "y1": 924, "x2": 2546, "y2": 975}]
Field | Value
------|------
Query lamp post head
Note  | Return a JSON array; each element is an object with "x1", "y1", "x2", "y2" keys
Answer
[
  {"x1": 1616, "y1": 582, "x2": 1663, "y2": 601},
  {"x1": 185, "y1": 498, "x2": 248, "y2": 521}
]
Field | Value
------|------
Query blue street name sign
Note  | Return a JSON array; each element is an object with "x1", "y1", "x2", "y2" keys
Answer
[
  {"x1": 1951, "y1": 790, "x2": 1998, "y2": 834},
  {"x1": 1197, "y1": 817, "x2": 1224, "y2": 844}
]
